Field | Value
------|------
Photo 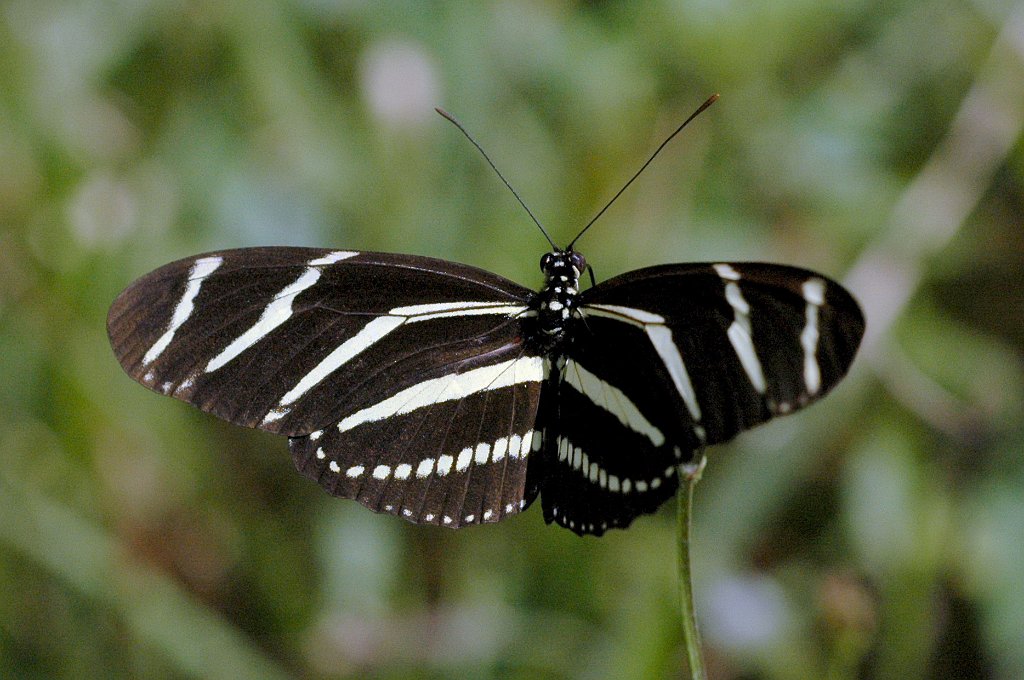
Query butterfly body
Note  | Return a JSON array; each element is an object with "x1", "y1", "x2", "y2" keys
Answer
[
  {"x1": 108, "y1": 244, "x2": 863, "y2": 536},
  {"x1": 532, "y1": 250, "x2": 586, "y2": 345}
]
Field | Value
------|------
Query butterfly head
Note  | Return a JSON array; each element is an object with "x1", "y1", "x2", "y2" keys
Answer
[
  {"x1": 534, "y1": 250, "x2": 586, "y2": 343},
  {"x1": 540, "y1": 250, "x2": 586, "y2": 283}
]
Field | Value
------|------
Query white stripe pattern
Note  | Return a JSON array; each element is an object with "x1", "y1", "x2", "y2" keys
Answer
[
  {"x1": 583, "y1": 304, "x2": 664, "y2": 324},
  {"x1": 328, "y1": 432, "x2": 535, "y2": 480},
  {"x1": 265, "y1": 317, "x2": 405, "y2": 423},
  {"x1": 393, "y1": 301, "x2": 527, "y2": 322},
  {"x1": 582, "y1": 304, "x2": 702, "y2": 425},
  {"x1": 337, "y1": 356, "x2": 544, "y2": 433},
  {"x1": 645, "y1": 325, "x2": 702, "y2": 425},
  {"x1": 456, "y1": 447, "x2": 473, "y2": 472},
  {"x1": 142, "y1": 256, "x2": 223, "y2": 367},
  {"x1": 554, "y1": 435, "x2": 676, "y2": 495},
  {"x1": 714, "y1": 264, "x2": 767, "y2": 394},
  {"x1": 563, "y1": 360, "x2": 665, "y2": 446},
  {"x1": 334, "y1": 428, "x2": 536, "y2": 527},
  {"x1": 800, "y1": 278, "x2": 826, "y2": 395},
  {"x1": 261, "y1": 300, "x2": 528, "y2": 425},
  {"x1": 206, "y1": 251, "x2": 357, "y2": 373}
]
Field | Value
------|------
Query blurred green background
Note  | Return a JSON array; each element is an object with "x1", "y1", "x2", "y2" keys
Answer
[{"x1": 2, "y1": 1, "x2": 1023, "y2": 678}]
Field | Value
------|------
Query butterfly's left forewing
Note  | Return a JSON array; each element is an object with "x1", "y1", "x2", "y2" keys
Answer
[{"x1": 108, "y1": 247, "x2": 544, "y2": 527}]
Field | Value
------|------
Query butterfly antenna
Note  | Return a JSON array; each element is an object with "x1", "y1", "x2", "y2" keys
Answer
[
  {"x1": 436, "y1": 108, "x2": 558, "y2": 250},
  {"x1": 567, "y1": 93, "x2": 719, "y2": 251}
]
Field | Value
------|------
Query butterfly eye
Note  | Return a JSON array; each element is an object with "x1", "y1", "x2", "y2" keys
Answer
[
  {"x1": 540, "y1": 253, "x2": 555, "y2": 272},
  {"x1": 568, "y1": 251, "x2": 587, "y2": 274}
]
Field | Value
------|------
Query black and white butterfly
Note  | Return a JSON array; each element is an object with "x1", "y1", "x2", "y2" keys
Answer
[{"x1": 107, "y1": 99, "x2": 864, "y2": 536}]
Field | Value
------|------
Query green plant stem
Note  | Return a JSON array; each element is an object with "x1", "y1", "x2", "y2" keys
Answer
[{"x1": 677, "y1": 454, "x2": 708, "y2": 680}]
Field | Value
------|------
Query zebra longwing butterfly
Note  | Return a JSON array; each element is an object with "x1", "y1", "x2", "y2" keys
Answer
[{"x1": 107, "y1": 100, "x2": 864, "y2": 536}]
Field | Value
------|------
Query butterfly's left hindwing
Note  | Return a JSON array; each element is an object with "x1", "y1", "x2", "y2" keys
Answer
[
  {"x1": 108, "y1": 247, "x2": 545, "y2": 527},
  {"x1": 534, "y1": 352, "x2": 684, "y2": 536}
]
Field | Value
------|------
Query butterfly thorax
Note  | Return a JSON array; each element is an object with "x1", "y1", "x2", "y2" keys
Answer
[{"x1": 532, "y1": 250, "x2": 586, "y2": 348}]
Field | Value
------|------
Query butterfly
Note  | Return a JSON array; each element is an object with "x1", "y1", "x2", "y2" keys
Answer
[{"x1": 107, "y1": 97, "x2": 864, "y2": 536}]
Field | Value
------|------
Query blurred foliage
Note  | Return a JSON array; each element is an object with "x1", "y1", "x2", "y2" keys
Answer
[{"x1": 1, "y1": 0, "x2": 1023, "y2": 678}]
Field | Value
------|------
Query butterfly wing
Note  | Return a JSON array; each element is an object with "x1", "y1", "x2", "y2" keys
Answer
[
  {"x1": 108, "y1": 247, "x2": 544, "y2": 527},
  {"x1": 538, "y1": 262, "x2": 864, "y2": 535}
]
